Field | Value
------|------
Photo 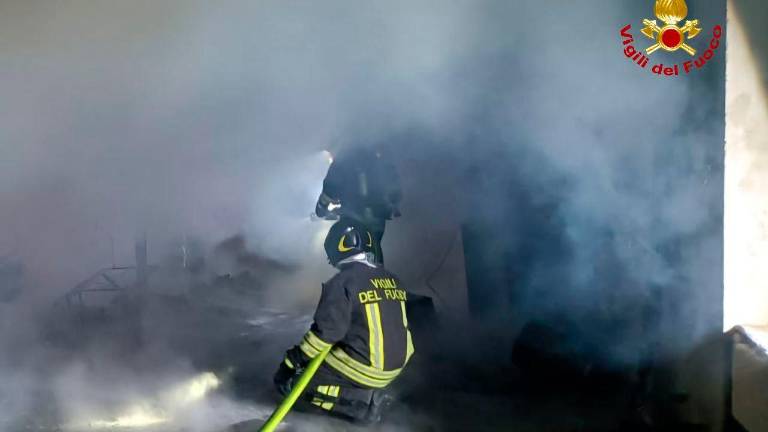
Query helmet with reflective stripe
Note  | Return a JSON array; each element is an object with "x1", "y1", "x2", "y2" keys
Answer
[{"x1": 323, "y1": 221, "x2": 375, "y2": 267}]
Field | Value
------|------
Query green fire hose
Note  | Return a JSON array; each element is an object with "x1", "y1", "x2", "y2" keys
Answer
[{"x1": 259, "y1": 347, "x2": 331, "y2": 432}]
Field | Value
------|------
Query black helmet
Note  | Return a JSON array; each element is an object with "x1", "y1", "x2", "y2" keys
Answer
[{"x1": 324, "y1": 221, "x2": 375, "y2": 267}]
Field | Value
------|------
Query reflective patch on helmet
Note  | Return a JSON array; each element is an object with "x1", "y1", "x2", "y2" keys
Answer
[{"x1": 338, "y1": 235, "x2": 354, "y2": 252}]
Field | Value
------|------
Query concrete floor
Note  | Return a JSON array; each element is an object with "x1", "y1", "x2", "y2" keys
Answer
[{"x1": 0, "y1": 285, "x2": 696, "y2": 432}]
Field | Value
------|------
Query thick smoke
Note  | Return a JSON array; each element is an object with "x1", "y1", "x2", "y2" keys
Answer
[{"x1": 0, "y1": 0, "x2": 725, "y2": 430}]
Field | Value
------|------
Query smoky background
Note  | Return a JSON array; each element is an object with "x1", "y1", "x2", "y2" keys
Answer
[{"x1": 0, "y1": 0, "x2": 726, "y2": 430}]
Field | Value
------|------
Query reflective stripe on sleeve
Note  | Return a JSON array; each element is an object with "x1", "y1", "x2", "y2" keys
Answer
[
  {"x1": 299, "y1": 330, "x2": 332, "y2": 358},
  {"x1": 284, "y1": 357, "x2": 294, "y2": 369}
]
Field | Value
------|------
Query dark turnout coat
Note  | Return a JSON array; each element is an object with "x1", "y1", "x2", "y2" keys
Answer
[
  {"x1": 317, "y1": 147, "x2": 402, "y2": 224},
  {"x1": 294, "y1": 262, "x2": 414, "y2": 389}
]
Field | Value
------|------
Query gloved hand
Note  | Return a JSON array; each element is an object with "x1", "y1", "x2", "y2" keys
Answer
[
  {"x1": 285, "y1": 346, "x2": 309, "y2": 372},
  {"x1": 273, "y1": 346, "x2": 310, "y2": 396},
  {"x1": 315, "y1": 201, "x2": 330, "y2": 218},
  {"x1": 315, "y1": 193, "x2": 341, "y2": 220}
]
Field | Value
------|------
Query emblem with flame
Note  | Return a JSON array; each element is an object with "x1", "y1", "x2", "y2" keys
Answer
[{"x1": 641, "y1": 0, "x2": 702, "y2": 55}]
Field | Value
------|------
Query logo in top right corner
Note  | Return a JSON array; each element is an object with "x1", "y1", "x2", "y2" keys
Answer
[{"x1": 620, "y1": 0, "x2": 722, "y2": 77}]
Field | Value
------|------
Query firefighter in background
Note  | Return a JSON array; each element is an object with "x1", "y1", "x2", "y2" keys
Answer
[
  {"x1": 315, "y1": 146, "x2": 402, "y2": 264},
  {"x1": 274, "y1": 221, "x2": 414, "y2": 422}
]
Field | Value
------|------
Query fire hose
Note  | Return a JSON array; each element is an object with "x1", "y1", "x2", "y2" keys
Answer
[{"x1": 259, "y1": 347, "x2": 331, "y2": 432}]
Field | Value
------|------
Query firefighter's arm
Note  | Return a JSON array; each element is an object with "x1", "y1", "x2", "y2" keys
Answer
[
  {"x1": 315, "y1": 162, "x2": 342, "y2": 217},
  {"x1": 315, "y1": 192, "x2": 340, "y2": 219},
  {"x1": 282, "y1": 276, "x2": 351, "y2": 371},
  {"x1": 300, "y1": 276, "x2": 351, "y2": 357}
]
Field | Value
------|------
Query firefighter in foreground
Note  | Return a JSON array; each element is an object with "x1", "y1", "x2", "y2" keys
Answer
[{"x1": 273, "y1": 221, "x2": 414, "y2": 422}]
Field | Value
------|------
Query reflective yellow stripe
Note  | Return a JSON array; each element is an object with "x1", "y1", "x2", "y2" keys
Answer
[
  {"x1": 312, "y1": 386, "x2": 335, "y2": 411},
  {"x1": 311, "y1": 398, "x2": 334, "y2": 410},
  {"x1": 365, "y1": 304, "x2": 375, "y2": 366},
  {"x1": 324, "y1": 347, "x2": 401, "y2": 388},
  {"x1": 401, "y1": 301, "x2": 415, "y2": 363},
  {"x1": 284, "y1": 357, "x2": 294, "y2": 369},
  {"x1": 365, "y1": 303, "x2": 385, "y2": 369},
  {"x1": 406, "y1": 329, "x2": 415, "y2": 363},
  {"x1": 315, "y1": 385, "x2": 339, "y2": 398},
  {"x1": 299, "y1": 330, "x2": 332, "y2": 358},
  {"x1": 306, "y1": 331, "x2": 332, "y2": 349},
  {"x1": 325, "y1": 355, "x2": 389, "y2": 388},
  {"x1": 299, "y1": 339, "x2": 319, "y2": 357}
]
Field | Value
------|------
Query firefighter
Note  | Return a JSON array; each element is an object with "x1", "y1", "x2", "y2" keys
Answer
[
  {"x1": 315, "y1": 146, "x2": 402, "y2": 264},
  {"x1": 274, "y1": 221, "x2": 414, "y2": 423}
]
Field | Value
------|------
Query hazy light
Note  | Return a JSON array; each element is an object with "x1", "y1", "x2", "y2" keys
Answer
[
  {"x1": 67, "y1": 372, "x2": 221, "y2": 430},
  {"x1": 86, "y1": 406, "x2": 169, "y2": 429},
  {"x1": 313, "y1": 220, "x2": 334, "y2": 250},
  {"x1": 322, "y1": 150, "x2": 334, "y2": 164},
  {"x1": 724, "y1": 1, "x2": 768, "y2": 330},
  {"x1": 162, "y1": 371, "x2": 221, "y2": 406}
]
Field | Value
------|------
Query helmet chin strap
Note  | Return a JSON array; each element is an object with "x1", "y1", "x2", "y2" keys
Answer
[{"x1": 337, "y1": 252, "x2": 377, "y2": 268}]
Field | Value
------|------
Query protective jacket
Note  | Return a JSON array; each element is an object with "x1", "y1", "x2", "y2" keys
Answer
[
  {"x1": 286, "y1": 262, "x2": 414, "y2": 391},
  {"x1": 316, "y1": 147, "x2": 402, "y2": 224}
]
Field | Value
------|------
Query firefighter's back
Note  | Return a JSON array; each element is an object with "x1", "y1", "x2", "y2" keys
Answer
[{"x1": 327, "y1": 263, "x2": 414, "y2": 389}]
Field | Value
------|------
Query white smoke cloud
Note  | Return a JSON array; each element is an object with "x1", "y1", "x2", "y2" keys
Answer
[{"x1": 0, "y1": 0, "x2": 727, "y2": 429}]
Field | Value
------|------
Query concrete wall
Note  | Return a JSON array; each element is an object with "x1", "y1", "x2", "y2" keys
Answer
[
  {"x1": 732, "y1": 334, "x2": 768, "y2": 432},
  {"x1": 384, "y1": 145, "x2": 470, "y2": 319}
]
